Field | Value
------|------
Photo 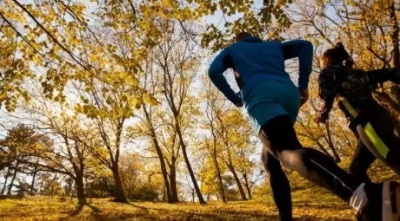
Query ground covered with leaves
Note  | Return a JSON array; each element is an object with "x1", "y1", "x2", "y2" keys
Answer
[
  {"x1": 0, "y1": 188, "x2": 354, "y2": 221},
  {"x1": 1, "y1": 161, "x2": 397, "y2": 221}
]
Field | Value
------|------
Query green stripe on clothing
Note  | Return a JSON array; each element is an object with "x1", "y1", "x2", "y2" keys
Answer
[{"x1": 364, "y1": 123, "x2": 389, "y2": 158}]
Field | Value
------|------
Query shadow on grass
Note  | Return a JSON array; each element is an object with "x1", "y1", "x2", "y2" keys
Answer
[
  {"x1": 119, "y1": 204, "x2": 353, "y2": 221},
  {"x1": 64, "y1": 200, "x2": 354, "y2": 221},
  {"x1": 71, "y1": 212, "x2": 352, "y2": 221},
  {"x1": 293, "y1": 200, "x2": 351, "y2": 211},
  {"x1": 69, "y1": 202, "x2": 102, "y2": 216}
]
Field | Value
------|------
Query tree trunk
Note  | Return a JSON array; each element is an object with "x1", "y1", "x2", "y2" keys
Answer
[
  {"x1": 162, "y1": 186, "x2": 166, "y2": 202},
  {"x1": 75, "y1": 174, "x2": 87, "y2": 205},
  {"x1": 111, "y1": 163, "x2": 128, "y2": 203},
  {"x1": 143, "y1": 106, "x2": 173, "y2": 203},
  {"x1": 152, "y1": 141, "x2": 173, "y2": 203},
  {"x1": 223, "y1": 143, "x2": 247, "y2": 201},
  {"x1": 226, "y1": 162, "x2": 247, "y2": 201},
  {"x1": 153, "y1": 144, "x2": 172, "y2": 203},
  {"x1": 1, "y1": 169, "x2": 9, "y2": 195},
  {"x1": 30, "y1": 169, "x2": 37, "y2": 195},
  {"x1": 7, "y1": 163, "x2": 19, "y2": 195},
  {"x1": 375, "y1": 91, "x2": 400, "y2": 115},
  {"x1": 192, "y1": 189, "x2": 195, "y2": 202},
  {"x1": 325, "y1": 123, "x2": 341, "y2": 163},
  {"x1": 175, "y1": 122, "x2": 206, "y2": 204},
  {"x1": 169, "y1": 165, "x2": 179, "y2": 203},
  {"x1": 212, "y1": 154, "x2": 226, "y2": 203},
  {"x1": 242, "y1": 173, "x2": 252, "y2": 200},
  {"x1": 327, "y1": 144, "x2": 341, "y2": 163},
  {"x1": 315, "y1": 140, "x2": 336, "y2": 161},
  {"x1": 389, "y1": 3, "x2": 399, "y2": 68}
]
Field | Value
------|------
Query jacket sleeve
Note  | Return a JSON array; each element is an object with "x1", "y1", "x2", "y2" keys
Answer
[
  {"x1": 208, "y1": 49, "x2": 241, "y2": 104},
  {"x1": 317, "y1": 69, "x2": 336, "y2": 120},
  {"x1": 280, "y1": 40, "x2": 313, "y2": 91}
]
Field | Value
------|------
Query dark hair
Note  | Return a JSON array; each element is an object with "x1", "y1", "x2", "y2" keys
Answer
[
  {"x1": 235, "y1": 32, "x2": 252, "y2": 42},
  {"x1": 321, "y1": 42, "x2": 354, "y2": 67}
]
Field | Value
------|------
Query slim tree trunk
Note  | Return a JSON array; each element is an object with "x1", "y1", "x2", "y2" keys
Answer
[
  {"x1": 162, "y1": 186, "x2": 166, "y2": 202},
  {"x1": 7, "y1": 163, "x2": 19, "y2": 195},
  {"x1": 175, "y1": 122, "x2": 206, "y2": 204},
  {"x1": 30, "y1": 169, "x2": 37, "y2": 195},
  {"x1": 212, "y1": 154, "x2": 226, "y2": 203},
  {"x1": 315, "y1": 141, "x2": 334, "y2": 160},
  {"x1": 143, "y1": 106, "x2": 173, "y2": 203},
  {"x1": 180, "y1": 145, "x2": 206, "y2": 204},
  {"x1": 389, "y1": 3, "x2": 399, "y2": 68},
  {"x1": 226, "y1": 162, "x2": 247, "y2": 201},
  {"x1": 1, "y1": 169, "x2": 9, "y2": 195},
  {"x1": 243, "y1": 173, "x2": 252, "y2": 200},
  {"x1": 223, "y1": 143, "x2": 247, "y2": 201},
  {"x1": 325, "y1": 123, "x2": 341, "y2": 163}
]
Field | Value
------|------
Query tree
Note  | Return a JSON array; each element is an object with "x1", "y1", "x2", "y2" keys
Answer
[
  {"x1": 22, "y1": 105, "x2": 98, "y2": 205},
  {"x1": 151, "y1": 21, "x2": 205, "y2": 204},
  {"x1": 198, "y1": 75, "x2": 256, "y2": 201},
  {"x1": 130, "y1": 20, "x2": 206, "y2": 204},
  {"x1": 0, "y1": 124, "x2": 52, "y2": 195},
  {"x1": 198, "y1": 156, "x2": 227, "y2": 201}
]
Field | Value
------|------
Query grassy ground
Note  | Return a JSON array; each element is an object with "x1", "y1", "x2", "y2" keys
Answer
[
  {"x1": 0, "y1": 190, "x2": 355, "y2": 221},
  {"x1": 0, "y1": 161, "x2": 398, "y2": 221}
]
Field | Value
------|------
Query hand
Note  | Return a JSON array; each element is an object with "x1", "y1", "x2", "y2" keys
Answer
[
  {"x1": 314, "y1": 116, "x2": 327, "y2": 124},
  {"x1": 235, "y1": 101, "x2": 243, "y2": 108},
  {"x1": 300, "y1": 89, "x2": 309, "y2": 107}
]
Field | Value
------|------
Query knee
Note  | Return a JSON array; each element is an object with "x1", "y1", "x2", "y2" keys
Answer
[
  {"x1": 265, "y1": 165, "x2": 288, "y2": 186},
  {"x1": 278, "y1": 147, "x2": 335, "y2": 172}
]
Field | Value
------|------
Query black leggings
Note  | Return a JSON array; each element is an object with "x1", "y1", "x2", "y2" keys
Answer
[
  {"x1": 260, "y1": 115, "x2": 363, "y2": 221},
  {"x1": 349, "y1": 119, "x2": 400, "y2": 183},
  {"x1": 345, "y1": 67, "x2": 400, "y2": 182},
  {"x1": 350, "y1": 139, "x2": 374, "y2": 184}
]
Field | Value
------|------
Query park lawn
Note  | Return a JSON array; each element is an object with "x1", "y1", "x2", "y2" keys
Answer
[
  {"x1": 0, "y1": 161, "x2": 397, "y2": 221},
  {"x1": 0, "y1": 187, "x2": 355, "y2": 221}
]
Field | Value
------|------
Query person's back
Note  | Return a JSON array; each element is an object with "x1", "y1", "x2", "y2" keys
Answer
[
  {"x1": 208, "y1": 33, "x2": 312, "y2": 107},
  {"x1": 319, "y1": 64, "x2": 380, "y2": 119},
  {"x1": 227, "y1": 38, "x2": 291, "y2": 89},
  {"x1": 210, "y1": 35, "x2": 313, "y2": 134}
]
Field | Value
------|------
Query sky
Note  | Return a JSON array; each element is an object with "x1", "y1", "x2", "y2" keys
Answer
[{"x1": 0, "y1": 0, "x2": 339, "y2": 197}]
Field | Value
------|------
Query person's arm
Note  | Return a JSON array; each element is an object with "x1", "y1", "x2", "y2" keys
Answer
[
  {"x1": 280, "y1": 39, "x2": 313, "y2": 91},
  {"x1": 365, "y1": 68, "x2": 400, "y2": 85},
  {"x1": 317, "y1": 69, "x2": 336, "y2": 120},
  {"x1": 208, "y1": 49, "x2": 241, "y2": 104}
]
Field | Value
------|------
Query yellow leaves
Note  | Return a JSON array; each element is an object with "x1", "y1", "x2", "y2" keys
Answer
[
  {"x1": 230, "y1": 134, "x2": 241, "y2": 143},
  {"x1": 143, "y1": 93, "x2": 159, "y2": 105},
  {"x1": 70, "y1": 37, "x2": 80, "y2": 46},
  {"x1": 161, "y1": 0, "x2": 172, "y2": 8}
]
